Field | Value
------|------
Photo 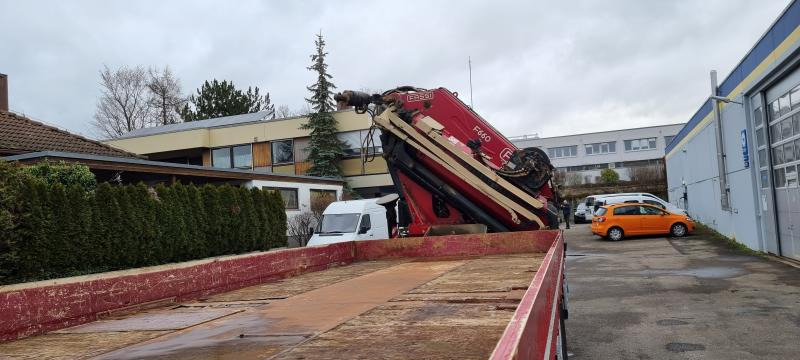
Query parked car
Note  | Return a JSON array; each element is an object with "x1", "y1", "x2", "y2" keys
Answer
[
  {"x1": 596, "y1": 194, "x2": 687, "y2": 215},
  {"x1": 581, "y1": 194, "x2": 620, "y2": 222},
  {"x1": 307, "y1": 199, "x2": 390, "y2": 246},
  {"x1": 574, "y1": 202, "x2": 589, "y2": 223},
  {"x1": 591, "y1": 203, "x2": 694, "y2": 241},
  {"x1": 582, "y1": 192, "x2": 674, "y2": 222}
]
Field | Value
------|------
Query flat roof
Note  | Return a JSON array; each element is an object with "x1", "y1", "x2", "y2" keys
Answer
[
  {"x1": 114, "y1": 109, "x2": 358, "y2": 140},
  {"x1": 3, "y1": 151, "x2": 345, "y2": 185},
  {"x1": 508, "y1": 122, "x2": 685, "y2": 142}
]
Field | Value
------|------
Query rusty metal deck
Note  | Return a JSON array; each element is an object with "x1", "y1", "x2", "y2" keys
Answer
[{"x1": 0, "y1": 254, "x2": 543, "y2": 360}]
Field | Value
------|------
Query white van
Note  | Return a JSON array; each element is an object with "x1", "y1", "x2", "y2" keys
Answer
[
  {"x1": 307, "y1": 198, "x2": 390, "y2": 246},
  {"x1": 581, "y1": 194, "x2": 618, "y2": 222},
  {"x1": 596, "y1": 194, "x2": 687, "y2": 215},
  {"x1": 581, "y1": 192, "x2": 669, "y2": 221}
]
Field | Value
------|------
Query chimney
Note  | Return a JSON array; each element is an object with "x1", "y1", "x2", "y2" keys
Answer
[{"x1": 0, "y1": 73, "x2": 7, "y2": 112}]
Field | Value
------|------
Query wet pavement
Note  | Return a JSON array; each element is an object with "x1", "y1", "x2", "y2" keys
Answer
[{"x1": 564, "y1": 223, "x2": 800, "y2": 359}]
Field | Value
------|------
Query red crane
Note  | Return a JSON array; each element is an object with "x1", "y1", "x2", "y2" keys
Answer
[{"x1": 335, "y1": 87, "x2": 559, "y2": 237}]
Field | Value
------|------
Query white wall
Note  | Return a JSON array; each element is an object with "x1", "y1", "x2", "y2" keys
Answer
[
  {"x1": 247, "y1": 180, "x2": 343, "y2": 219},
  {"x1": 513, "y1": 124, "x2": 684, "y2": 168},
  {"x1": 666, "y1": 99, "x2": 761, "y2": 251}
]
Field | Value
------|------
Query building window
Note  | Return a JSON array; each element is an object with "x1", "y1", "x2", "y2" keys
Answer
[
  {"x1": 233, "y1": 145, "x2": 252, "y2": 169},
  {"x1": 337, "y1": 130, "x2": 383, "y2": 157},
  {"x1": 774, "y1": 167, "x2": 786, "y2": 188},
  {"x1": 547, "y1": 145, "x2": 577, "y2": 159},
  {"x1": 624, "y1": 137, "x2": 657, "y2": 152},
  {"x1": 212, "y1": 145, "x2": 253, "y2": 169},
  {"x1": 664, "y1": 135, "x2": 675, "y2": 146},
  {"x1": 791, "y1": 85, "x2": 800, "y2": 110},
  {"x1": 787, "y1": 165, "x2": 798, "y2": 187},
  {"x1": 272, "y1": 139, "x2": 294, "y2": 164},
  {"x1": 265, "y1": 187, "x2": 299, "y2": 210},
  {"x1": 584, "y1": 141, "x2": 616, "y2": 156},
  {"x1": 212, "y1": 148, "x2": 231, "y2": 168},
  {"x1": 311, "y1": 189, "x2": 337, "y2": 201},
  {"x1": 769, "y1": 99, "x2": 781, "y2": 120},
  {"x1": 754, "y1": 107, "x2": 763, "y2": 127},
  {"x1": 338, "y1": 131, "x2": 362, "y2": 157}
]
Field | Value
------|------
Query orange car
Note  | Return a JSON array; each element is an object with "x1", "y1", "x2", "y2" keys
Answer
[{"x1": 591, "y1": 203, "x2": 694, "y2": 241}]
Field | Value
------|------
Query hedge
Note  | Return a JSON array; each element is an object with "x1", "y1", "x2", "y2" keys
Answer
[{"x1": 0, "y1": 161, "x2": 287, "y2": 285}]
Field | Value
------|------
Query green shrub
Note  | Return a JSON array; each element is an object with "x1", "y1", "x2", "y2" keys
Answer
[
  {"x1": 600, "y1": 168, "x2": 620, "y2": 185},
  {"x1": 22, "y1": 161, "x2": 96, "y2": 192},
  {"x1": 0, "y1": 160, "x2": 287, "y2": 284}
]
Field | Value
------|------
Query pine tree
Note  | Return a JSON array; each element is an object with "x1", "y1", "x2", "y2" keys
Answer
[
  {"x1": 179, "y1": 79, "x2": 274, "y2": 121},
  {"x1": 301, "y1": 32, "x2": 347, "y2": 178}
]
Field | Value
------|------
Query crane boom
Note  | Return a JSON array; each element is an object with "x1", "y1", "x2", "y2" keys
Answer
[{"x1": 335, "y1": 87, "x2": 559, "y2": 237}]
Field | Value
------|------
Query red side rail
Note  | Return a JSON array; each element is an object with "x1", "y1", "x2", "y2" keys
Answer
[
  {"x1": 0, "y1": 231, "x2": 564, "y2": 347},
  {"x1": 490, "y1": 231, "x2": 565, "y2": 360}
]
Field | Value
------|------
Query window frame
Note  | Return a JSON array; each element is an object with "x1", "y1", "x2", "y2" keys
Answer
[
  {"x1": 624, "y1": 137, "x2": 658, "y2": 152},
  {"x1": 612, "y1": 205, "x2": 639, "y2": 215},
  {"x1": 271, "y1": 139, "x2": 295, "y2": 165},
  {"x1": 584, "y1": 141, "x2": 616, "y2": 156},
  {"x1": 212, "y1": 144, "x2": 254, "y2": 169},
  {"x1": 211, "y1": 147, "x2": 233, "y2": 169},
  {"x1": 265, "y1": 187, "x2": 300, "y2": 210},
  {"x1": 547, "y1": 145, "x2": 578, "y2": 159},
  {"x1": 232, "y1": 144, "x2": 253, "y2": 169}
]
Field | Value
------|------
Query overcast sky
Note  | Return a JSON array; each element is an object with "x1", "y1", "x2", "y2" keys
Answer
[{"x1": 0, "y1": 0, "x2": 791, "y2": 139}]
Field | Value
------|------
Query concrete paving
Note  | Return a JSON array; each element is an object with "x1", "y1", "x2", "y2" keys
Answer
[{"x1": 563, "y1": 223, "x2": 800, "y2": 359}]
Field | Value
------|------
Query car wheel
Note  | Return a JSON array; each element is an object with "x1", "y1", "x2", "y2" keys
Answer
[
  {"x1": 670, "y1": 223, "x2": 688, "y2": 237},
  {"x1": 607, "y1": 227, "x2": 624, "y2": 241}
]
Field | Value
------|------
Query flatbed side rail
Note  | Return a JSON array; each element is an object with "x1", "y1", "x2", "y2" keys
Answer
[
  {"x1": 490, "y1": 230, "x2": 565, "y2": 360},
  {"x1": 0, "y1": 230, "x2": 561, "y2": 344},
  {"x1": 354, "y1": 230, "x2": 558, "y2": 260}
]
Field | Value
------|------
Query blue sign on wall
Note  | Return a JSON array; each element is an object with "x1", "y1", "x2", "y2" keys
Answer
[{"x1": 741, "y1": 129, "x2": 749, "y2": 168}]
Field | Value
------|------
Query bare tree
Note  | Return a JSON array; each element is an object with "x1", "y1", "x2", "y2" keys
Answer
[
  {"x1": 276, "y1": 104, "x2": 313, "y2": 118},
  {"x1": 276, "y1": 104, "x2": 292, "y2": 118},
  {"x1": 93, "y1": 65, "x2": 152, "y2": 139},
  {"x1": 295, "y1": 103, "x2": 313, "y2": 116},
  {"x1": 287, "y1": 212, "x2": 315, "y2": 247},
  {"x1": 310, "y1": 194, "x2": 336, "y2": 225},
  {"x1": 629, "y1": 164, "x2": 666, "y2": 184},
  {"x1": 147, "y1": 66, "x2": 186, "y2": 126}
]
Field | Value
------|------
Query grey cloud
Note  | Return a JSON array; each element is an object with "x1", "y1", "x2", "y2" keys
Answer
[{"x1": 0, "y1": 0, "x2": 790, "y2": 139}]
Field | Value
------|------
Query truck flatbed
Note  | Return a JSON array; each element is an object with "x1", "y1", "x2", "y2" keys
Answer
[{"x1": 0, "y1": 231, "x2": 565, "y2": 360}]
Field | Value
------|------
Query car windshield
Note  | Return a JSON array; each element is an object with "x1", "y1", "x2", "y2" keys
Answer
[
  {"x1": 319, "y1": 213, "x2": 360, "y2": 233},
  {"x1": 595, "y1": 207, "x2": 607, "y2": 216}
]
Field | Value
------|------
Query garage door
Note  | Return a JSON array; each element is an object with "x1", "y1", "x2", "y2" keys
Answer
[{"x1": 762, "y1": 71, "x2": 800, "y2": 260}]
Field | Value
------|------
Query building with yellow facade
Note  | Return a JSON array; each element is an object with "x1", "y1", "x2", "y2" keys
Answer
[{"x1": 104, "y1": 109, "x2": 393, "y2": 197}]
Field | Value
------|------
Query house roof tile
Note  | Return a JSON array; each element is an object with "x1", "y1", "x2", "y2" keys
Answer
[{"x1": 0, "y1": 111, "x2": 139, "y2": 158}]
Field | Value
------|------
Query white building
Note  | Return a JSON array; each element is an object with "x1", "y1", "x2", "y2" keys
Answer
[
  {"x1": 510, "y1": 124, "x2": 684, "y2": 184},
  {"x1": 665, "y1": 0, "x2": 800, "y2": 260}
]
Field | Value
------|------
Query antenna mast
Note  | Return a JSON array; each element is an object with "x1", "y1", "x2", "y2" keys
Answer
[{"x1": 468, "y1": 56, "x2": 474, "y2": 108}]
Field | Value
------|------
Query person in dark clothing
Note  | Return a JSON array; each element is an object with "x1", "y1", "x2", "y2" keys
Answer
[{"x1": 561, "y1": 200, "x2": 571, "y2": 229}]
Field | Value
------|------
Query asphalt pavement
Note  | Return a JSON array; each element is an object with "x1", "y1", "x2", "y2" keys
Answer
[{"x1": 563, "y1": 223, "x2": 800, "y2": 359}]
